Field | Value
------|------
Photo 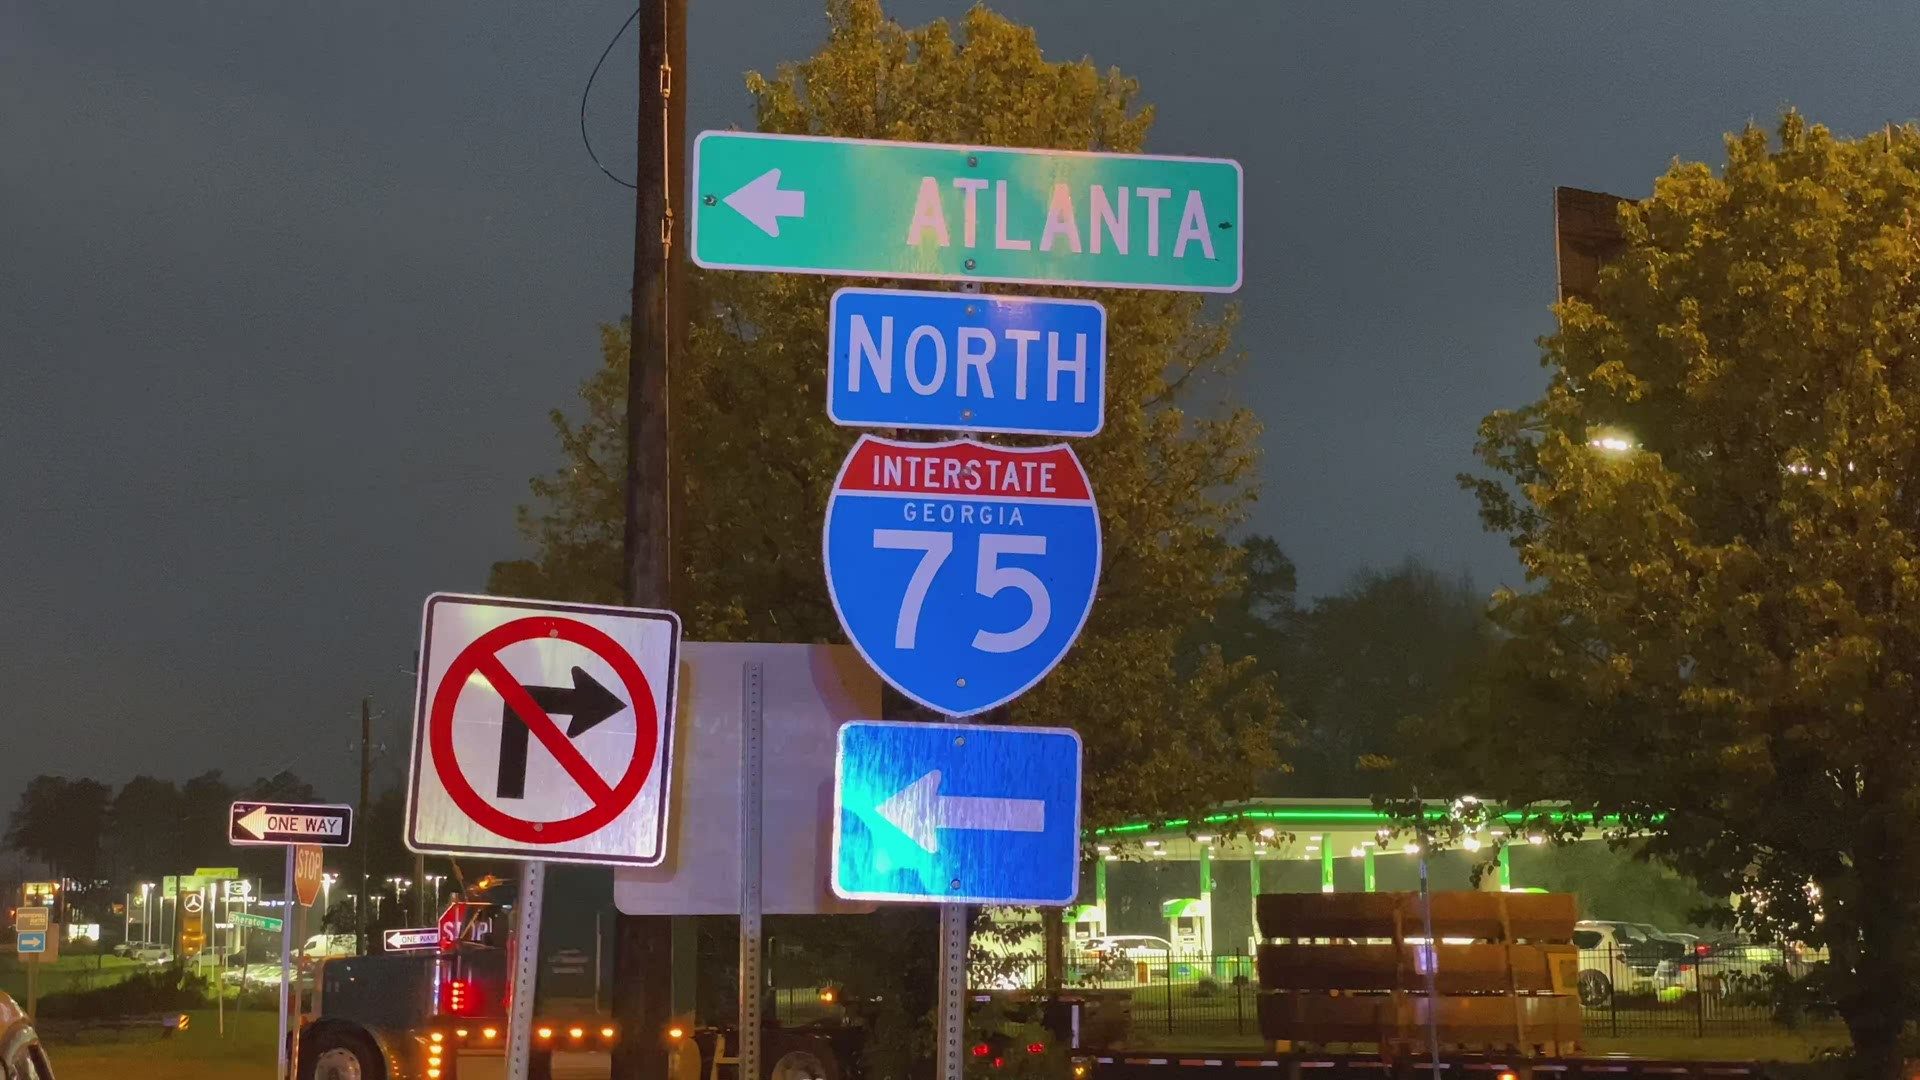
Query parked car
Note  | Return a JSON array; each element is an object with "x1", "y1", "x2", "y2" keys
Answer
[
  {"x1": 1082, "y1": 935, "x2": 1176, "y2": 959},
  {"x1": 1080, "y1": 936, "x2": 1179, "y2": 981},
  {"x1": 1572, "y1": 921, "x2": 1680, "y2": 1005},
  {"x1": 0, "y1": 991, "x2": 54, "y2": 1080},
  {"x1": 130, "y1": 944, "x2": 173, "y2": 964},
  {"x1": 1696, "y1": 932, "x2": 1817, "y2": 982},
  {"x1": 1626, "y1": 922, "x2": 1691, "y2": 964}
]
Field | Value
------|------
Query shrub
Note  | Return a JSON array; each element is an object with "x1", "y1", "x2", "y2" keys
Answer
[{"x1": 34, "y1": 966, "x2": 208, "y2": 1019}]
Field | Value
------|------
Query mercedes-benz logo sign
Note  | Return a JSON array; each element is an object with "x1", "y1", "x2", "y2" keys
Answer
[{"x1": 183, "y1": 894, "x2": 204, "y2": 913}]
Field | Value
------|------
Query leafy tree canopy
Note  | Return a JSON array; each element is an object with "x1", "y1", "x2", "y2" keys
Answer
[
  {"x1": 1406, "y1": 113, "x2": 1920, "y2": 1070},
  {"x1": 1283, "y1": 559, "x2": 1494, "y2": 797}
]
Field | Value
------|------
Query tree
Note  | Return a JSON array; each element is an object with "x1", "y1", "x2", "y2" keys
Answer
[
  {"x1": 5, "y1": 776, "x2": 112, "y2": 883},
  {"x1": 1283, "y1": 559, "x2": 1494, "y2": 797},
  {"x1": 106, "y1": 776, "x2": 184, "y2": 884},
  {"x1": 175, "y1": 770, "x2": 236, "y2": 875},
  {"x1": 1202, "y1": 535, "x2": 1299, "y2": 668},
  {"x1": 491, "y1": 0, "x2": 1282, "y2": 835},
  {"x1": 1416, "y1": 114, "x2": 1920, "y2": 1073}
]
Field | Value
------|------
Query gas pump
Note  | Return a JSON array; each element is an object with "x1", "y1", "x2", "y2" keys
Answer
[
  {"x1": 1065, "y1": 904, "x2": 1106, "y2": 950},
  {"x1": 1162, "y1": 897, "x2": 1210, "y2": 955}
]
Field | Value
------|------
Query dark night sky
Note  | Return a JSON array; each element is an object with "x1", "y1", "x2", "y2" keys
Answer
[{"x1": 5, "y1": 2, "x2": 1918, "y2": 810}]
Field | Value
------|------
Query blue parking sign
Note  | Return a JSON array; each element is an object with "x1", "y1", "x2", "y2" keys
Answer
[{"x1": 823, "y1": 435, "x2": 1101, "y2": 717}]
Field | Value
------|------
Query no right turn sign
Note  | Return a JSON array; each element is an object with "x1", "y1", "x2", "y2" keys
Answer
[{"x1": 404, "y1": 593, "x2": 681, "y2": 867}]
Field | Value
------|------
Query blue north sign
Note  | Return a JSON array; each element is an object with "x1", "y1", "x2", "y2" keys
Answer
[
  {"x1": 822, "y1": 435, "x2": 1101, "y2": 717},
  {"x1": 828, "y1": 288, "x2": 1107, "y2": 437},
  {"x1": 832, "y1": 720, "x2": 1082, "y2": 905}
]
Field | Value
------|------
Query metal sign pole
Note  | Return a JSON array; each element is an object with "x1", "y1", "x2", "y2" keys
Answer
[
  {"x1": 737, "y1": 662, "x2": 766, "y2": 1079},
  {"x1": 278, "y1": 848, "x2": 295, "y2": 1080},
  {"x1": 937, "y1": 904, "x2": 968, "y2": 1080},
  {"x1": 1414, "y1": 797, "x2": 1441, "y2": 1079},
  {"x1": 292, "y1": 895, "x2": 309, "y2": 1072},
  {"x1": 506, "y1": 862, "x2": 546, "y2": 1080},
  {"x1": 24, "y1": 958, "x2": 36, "y2": 1023}
]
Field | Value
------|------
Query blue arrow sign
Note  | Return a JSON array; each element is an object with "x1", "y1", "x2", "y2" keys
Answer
[
  {"x1": 828, "y1": 288, "x2": 1107, "y2": 437},
  {"x1": 823, "y1": 435, "x2": 1101, "y2": 717},
  {"x1": 16, "y1": 931, "x2": 46, "y2": 954},
  {"x1": 833, "y1": 720, "x2": 1082, "y2": 905}
]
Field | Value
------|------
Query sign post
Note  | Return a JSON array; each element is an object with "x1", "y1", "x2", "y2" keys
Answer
[
  {"x1": 693, "y1": 131, "x2": 1243, "y2": 292},
  {"x1": 506, "y1": 864, "x2": 545, "y2": 1080},
  {"x1": 279, "y1": 848, "x2": 295, "y2": 1080},
  {"x1": 405, "y1": 592, "x2": 682, "y2": 1080},
  {"x1": 15, "y1": 907, "x2": 48, "y2": 1022},
  {"x1": 736, "y1": 662, "x2": 766, "y2": 1080},
  {"x1": 228, "y1": 803, "x2": 352, "y2": 1080}
]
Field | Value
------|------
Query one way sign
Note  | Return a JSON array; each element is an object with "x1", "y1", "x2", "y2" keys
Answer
[{"x1": 229, "y1": 801, "x2": 355, "y2": 847}]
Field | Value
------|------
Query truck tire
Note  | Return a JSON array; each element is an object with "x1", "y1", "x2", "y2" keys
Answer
[
  {"x1": 301, "y1": 1026, "x2": 386, "y2": 1080},
  {"x1": 769, "y1": 1049, "x2": 836, "y2": 1080},
  {"x1": 764, "y1": 1032, "x2": 842, "y2": 1080}
]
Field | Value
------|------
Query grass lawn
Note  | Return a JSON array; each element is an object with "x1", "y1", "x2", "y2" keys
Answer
[
  {"x1": 40, "y1": 1007, "x2": 281, "y2": 1080},
  {"x1": 0, "y1": 955, "x2": 145, "y2": 999},
  {"x1": 1130, "y1": 1028, "x2": 1849, "y2": 1063}
]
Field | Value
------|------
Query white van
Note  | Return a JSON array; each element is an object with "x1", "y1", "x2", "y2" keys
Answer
[{"x1": 299, "y1": 933, "x2": 357, "y2": 960}]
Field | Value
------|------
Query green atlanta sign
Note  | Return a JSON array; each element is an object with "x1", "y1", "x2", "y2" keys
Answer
[{"x1": 691, "y1": 132, "x2": 1242, "y2": 292}]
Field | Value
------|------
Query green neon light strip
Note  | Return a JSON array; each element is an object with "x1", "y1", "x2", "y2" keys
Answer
[{"x1": 1090, "y1": 805, "x2": 1639, "y2": 837}]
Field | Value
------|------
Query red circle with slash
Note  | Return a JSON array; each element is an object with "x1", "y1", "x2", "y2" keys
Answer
[{"x1": 429, "y1": 616, "x2": 658, "y2": 844}]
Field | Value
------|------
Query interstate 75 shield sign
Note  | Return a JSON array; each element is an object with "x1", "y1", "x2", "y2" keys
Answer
[{"x1": 823, "y1": 435, "x2": 1101, "y2": 717}]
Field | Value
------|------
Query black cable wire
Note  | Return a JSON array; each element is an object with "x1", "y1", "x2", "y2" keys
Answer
[{"x1": 581, "y1": 6, "x2": 640, "y2": 190}]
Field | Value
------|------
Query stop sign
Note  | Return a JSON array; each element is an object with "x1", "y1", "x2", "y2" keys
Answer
[
  {"x1": 293, "y1": 845, "x2": 324, "y2": 907},
  {"x1": 438, "y1": 901, "x2": 468, "y2": 952}
]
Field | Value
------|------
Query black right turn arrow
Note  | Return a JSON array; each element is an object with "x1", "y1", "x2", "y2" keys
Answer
[{"x1": 495, "y1": 666, "x2": 627, "y2": 799}]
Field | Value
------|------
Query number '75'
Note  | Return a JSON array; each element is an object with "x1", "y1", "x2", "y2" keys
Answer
[{"x1": 872, "y1": 529, "x2": 1050, "y2": 654}]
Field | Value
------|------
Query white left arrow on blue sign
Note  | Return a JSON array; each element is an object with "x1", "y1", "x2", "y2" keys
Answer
[
  {"x1": 876, "y1": 770, "x2": 1044, "y2": 854},
  {"x1": 833, "y1": 719, "x2": 1081, "y2": 905}
]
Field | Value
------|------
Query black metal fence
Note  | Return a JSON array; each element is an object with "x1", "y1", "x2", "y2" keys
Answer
[
  {"x1": 1571, "y1": 943, "x2": 1840, "y2": 1040},
  {"x1": 769, "y1": 947, "x2": 1842, "y2": 1043}
]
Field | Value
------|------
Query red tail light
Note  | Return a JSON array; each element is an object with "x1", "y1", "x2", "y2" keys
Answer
[
  {"x1": 442, "y1": 978, "x2": 482, "y2": 1016},
  {"x1": 971, "y1": 1044, "x2": 990, "y2": 1057},
  {"x1": 1027, "y1": 1042, "x2": 1047, "y2": 1054},
  {"x1": 1696, "y1": 944, "x2": 1710, "y2": 956}
]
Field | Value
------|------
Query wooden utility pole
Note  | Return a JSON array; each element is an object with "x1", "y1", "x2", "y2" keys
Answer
[{"x1": 612, "y1": 0, "x2": 687, "y2": 1075}]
